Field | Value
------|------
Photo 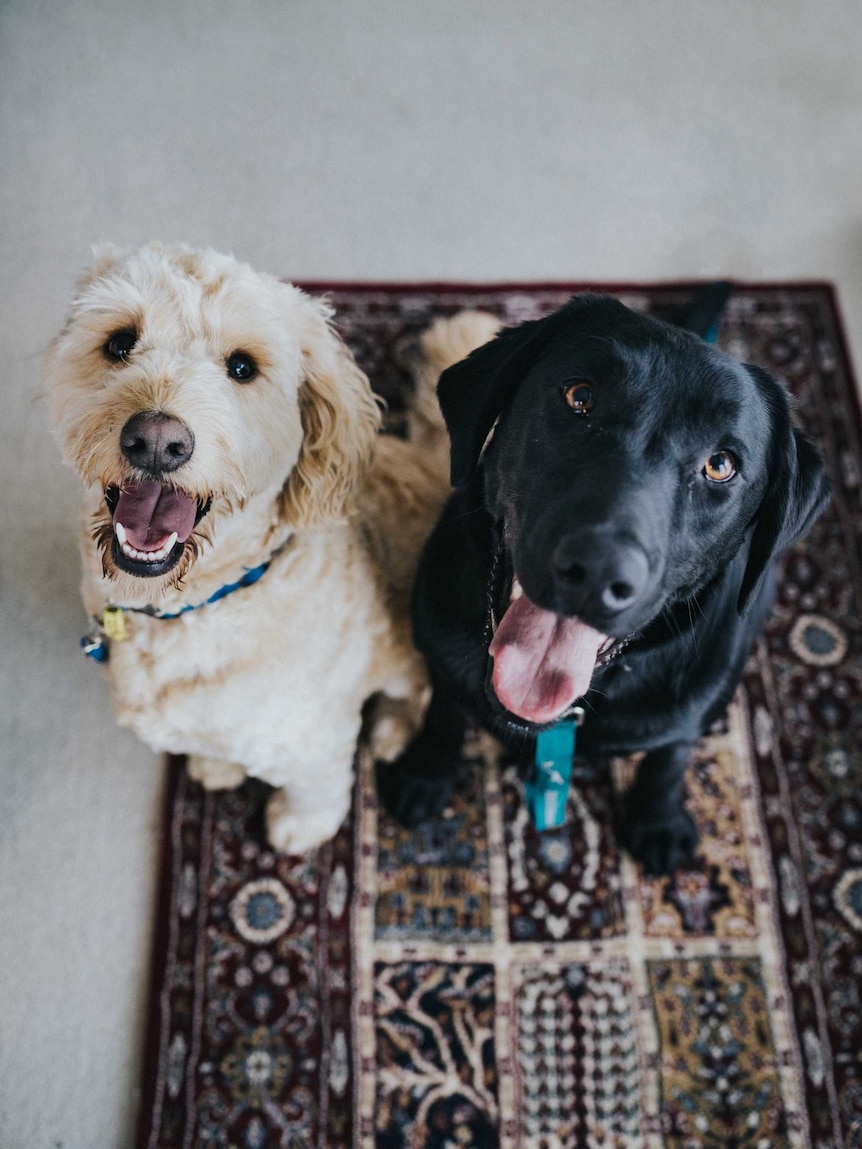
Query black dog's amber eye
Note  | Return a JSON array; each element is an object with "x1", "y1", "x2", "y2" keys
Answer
[
  {"x1": 104, "y1": 329, "x2": 137, "y2": 361},
  {"x1": 703, "y1": 451, "x2": 737, "y2": 483},
  {"x1": 226, "y1": 351, "x2": 258, "y2": 383},
  {"x1": 563, "y1": 381, "x2": 594, "y2": 415}
]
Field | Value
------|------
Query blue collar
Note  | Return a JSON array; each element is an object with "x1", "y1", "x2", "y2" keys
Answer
[
  {"x1": 81, "y1": 544, "x2": 286, "y2": 661},
  {"x1": 132, "y1": 558, "x2": 273, "y2": 619}
]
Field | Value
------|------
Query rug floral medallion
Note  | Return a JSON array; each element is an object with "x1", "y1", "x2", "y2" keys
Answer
[{"x1": 138, "y1": 285, "x2": 861, "y2": 1149}]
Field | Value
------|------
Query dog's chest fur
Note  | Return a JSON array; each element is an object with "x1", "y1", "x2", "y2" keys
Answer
[{"x1": 101, "y1": 528, "x2": 388, "y2": 771}]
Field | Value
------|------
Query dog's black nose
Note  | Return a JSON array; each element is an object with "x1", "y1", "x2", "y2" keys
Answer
[
  {"x1": 553, "y1": 531, "x2": 649, "y2": 617},
  {"x1": 120, "y1": 411, "x2": 194, "y2": 474}
]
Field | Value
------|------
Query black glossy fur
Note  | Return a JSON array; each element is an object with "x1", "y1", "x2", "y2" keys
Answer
[{"x1": 379, "y1": 295, "x2": 830, "y2": 874}]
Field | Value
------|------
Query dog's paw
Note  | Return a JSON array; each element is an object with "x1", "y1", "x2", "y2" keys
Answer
[
  {"x1": 187, "y1": 755, "x2": 247, "y2": 791},
  {"x1": 367, "y1": 710, "x2": 416, "y2": 764},
  {"x1": 619, "y1": 805, "x2": 699, "y2": 877},
  {"x1": 376, "y1": 753, "x2": 457, "y2": 828},
  {"x1": 265, "y1": 789, "x2": 348, "y2": 855}
]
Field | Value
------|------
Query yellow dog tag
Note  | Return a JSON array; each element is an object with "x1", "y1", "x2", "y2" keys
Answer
[{"x1": 102, "y1": 606, "x2": 127, "y2": 641}]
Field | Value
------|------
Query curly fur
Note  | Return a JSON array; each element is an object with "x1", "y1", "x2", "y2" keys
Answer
[{"x1": 45, "y1": 242, "x2": 496, "y2": 852}]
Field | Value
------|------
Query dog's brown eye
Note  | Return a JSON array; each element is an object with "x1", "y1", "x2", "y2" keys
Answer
[
  {"x1": 703, "y1": 451, "x2": 737, "y2": 482},
  {"x1": 104, "y1": 329, "x2": 137, "y2": 361},
  {"x1": 564, "y1": 381, "x2": 594, "y2": 415},
  {"x1": 226, "y1": 351, "x2": 258, "y2": 383}
]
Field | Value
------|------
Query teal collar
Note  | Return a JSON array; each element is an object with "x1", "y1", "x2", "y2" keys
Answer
[
  {"x1": 81, "y1": 543, "x2": 286, "y2": 662},
  {"x1": 526, "y1": 706, "x2": 585, "y2": 830}
]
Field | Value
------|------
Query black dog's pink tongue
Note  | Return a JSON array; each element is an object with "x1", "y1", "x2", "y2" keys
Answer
[
  {"x1": 489, "y1": 588, "x2": 606, "y2": 724},
  {"x1": 113, "y1": 480, "x2": 198, "y2": 551}
]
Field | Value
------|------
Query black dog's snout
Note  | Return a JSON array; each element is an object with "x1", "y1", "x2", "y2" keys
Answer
[
  {"x1": 120, "y1": 411, "x2": 194, "y2": 474},
  {"x1": 553, "y1": 530, "x2": 650, "y2": 618}
]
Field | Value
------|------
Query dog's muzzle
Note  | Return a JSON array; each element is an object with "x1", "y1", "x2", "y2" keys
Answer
[{"x1": 105, "y1": 481, "x2": 211, "y2": 578}]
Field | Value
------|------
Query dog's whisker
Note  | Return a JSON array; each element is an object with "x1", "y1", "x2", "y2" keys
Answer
[
  {"x1": 446, "y1": 506, "x2": 485, "y2": 525},
  {"x1": 686, "y1": 601, "x2": 701, "y2": 657}
]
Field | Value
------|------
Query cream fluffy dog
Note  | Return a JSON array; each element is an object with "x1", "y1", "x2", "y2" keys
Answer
[{"x1": 46, "y1": 243, "x2": 497, "y2": 852}]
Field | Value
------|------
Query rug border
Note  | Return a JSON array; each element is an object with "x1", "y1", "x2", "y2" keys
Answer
[
  {"x1": 294, "y1": 276, "x2": 837, "y2": 293},
  {"x1": 823, "y1": 279, "x2": 862, "y2": 426},
  {"x1": 136, "y1": 755, "x2": 184, "y2": 1149}
]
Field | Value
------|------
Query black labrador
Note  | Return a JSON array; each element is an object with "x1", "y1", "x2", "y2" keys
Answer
[{"x1": 379, "y1": 294, "x2": 830, "y2": 874}]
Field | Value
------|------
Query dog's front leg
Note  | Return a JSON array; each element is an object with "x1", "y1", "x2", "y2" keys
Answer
[
  {"x1": 187, "y1": 755, "x2": 246, "y2": 791},
  {"x1": 376, "y1": 675, "x2": 467, "y2": 827},
  {"x1": 265, "y1": 777, "x2": 353, "y2": 856},
  {"x1": 619, "y1": 742, "x2": 698, "y2": 876}
]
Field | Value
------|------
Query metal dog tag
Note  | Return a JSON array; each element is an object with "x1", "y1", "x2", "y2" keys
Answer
[
  {"x1": 80, "y1": 630, "x2": 109, "y2": 662},
  {"x1": 526, "y1": 706, "x2": 585, "y2": 831},
  {"x1": 102, "y1": 606, "x2": 127, "y2": 641}
]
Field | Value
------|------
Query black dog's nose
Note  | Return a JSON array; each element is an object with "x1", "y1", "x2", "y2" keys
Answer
[
  {"x1": 120, "y1": 411, "x2": 194, "y2": 474},
  {"x1": 553, "y1": 531, "x2": 650, "y2": 617}
]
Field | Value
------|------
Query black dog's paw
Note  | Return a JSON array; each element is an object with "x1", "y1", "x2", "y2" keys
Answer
[
  {"x1": 619, "y1": 805, "x2": 699, "y2": 877},
  {"x1": 375, "y1": 749, "x2": 458, "y2": 828}
]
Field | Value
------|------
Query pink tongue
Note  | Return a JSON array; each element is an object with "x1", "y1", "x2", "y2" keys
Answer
[
  {"x1": 488, "y1": 592, "x2": 606, "y2": 724},
  {"x1": 113, "y1": 480, "x2": 198, "y2": 551}
]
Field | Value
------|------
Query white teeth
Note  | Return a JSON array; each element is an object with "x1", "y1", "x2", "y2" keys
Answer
[{"x1": 115, "y1": 530, "x2": 180, "y2": 565}]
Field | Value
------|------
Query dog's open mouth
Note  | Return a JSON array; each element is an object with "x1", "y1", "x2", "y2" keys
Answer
[
  {"x1": 104, "y1": 480, "x2": 211, "y2": 578},
  {"x1": 486, "y1": 545, "x2": 631, "y2": 726}
]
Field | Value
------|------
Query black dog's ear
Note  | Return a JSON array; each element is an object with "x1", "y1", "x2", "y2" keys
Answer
[
  {"x1": 436, "y1": 315, "x2": 551, "y2": 486},
  {"x1": 438, "y1": 296, "x2": 610, "y2": 485},
  {"x1": 737, "y1": 365, "x2": 831, "y2": 614}
]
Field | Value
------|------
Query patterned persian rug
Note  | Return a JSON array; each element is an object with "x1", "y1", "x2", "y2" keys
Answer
[{"x1": 137, "y1": 284, "x2": 861, "y2": 1149}]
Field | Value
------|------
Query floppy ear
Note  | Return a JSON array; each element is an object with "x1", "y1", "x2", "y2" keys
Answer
[
  {"x1": 737, "y1": 365, "x2": 831, "y2": 613},
  {"x1": 439, "y1": 293, "x2": 618, "y2": 485},
  {"x1": 279, "y1": 292, "x2": 382, "y2": 528},
  {"x1": 437, "y1": 321, "x2": 538, "y2": 486}
]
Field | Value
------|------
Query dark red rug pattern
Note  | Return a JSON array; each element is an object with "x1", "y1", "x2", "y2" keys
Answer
[{"x1": 138, "y1": 283, "x2": 861, "y2": 1149}]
